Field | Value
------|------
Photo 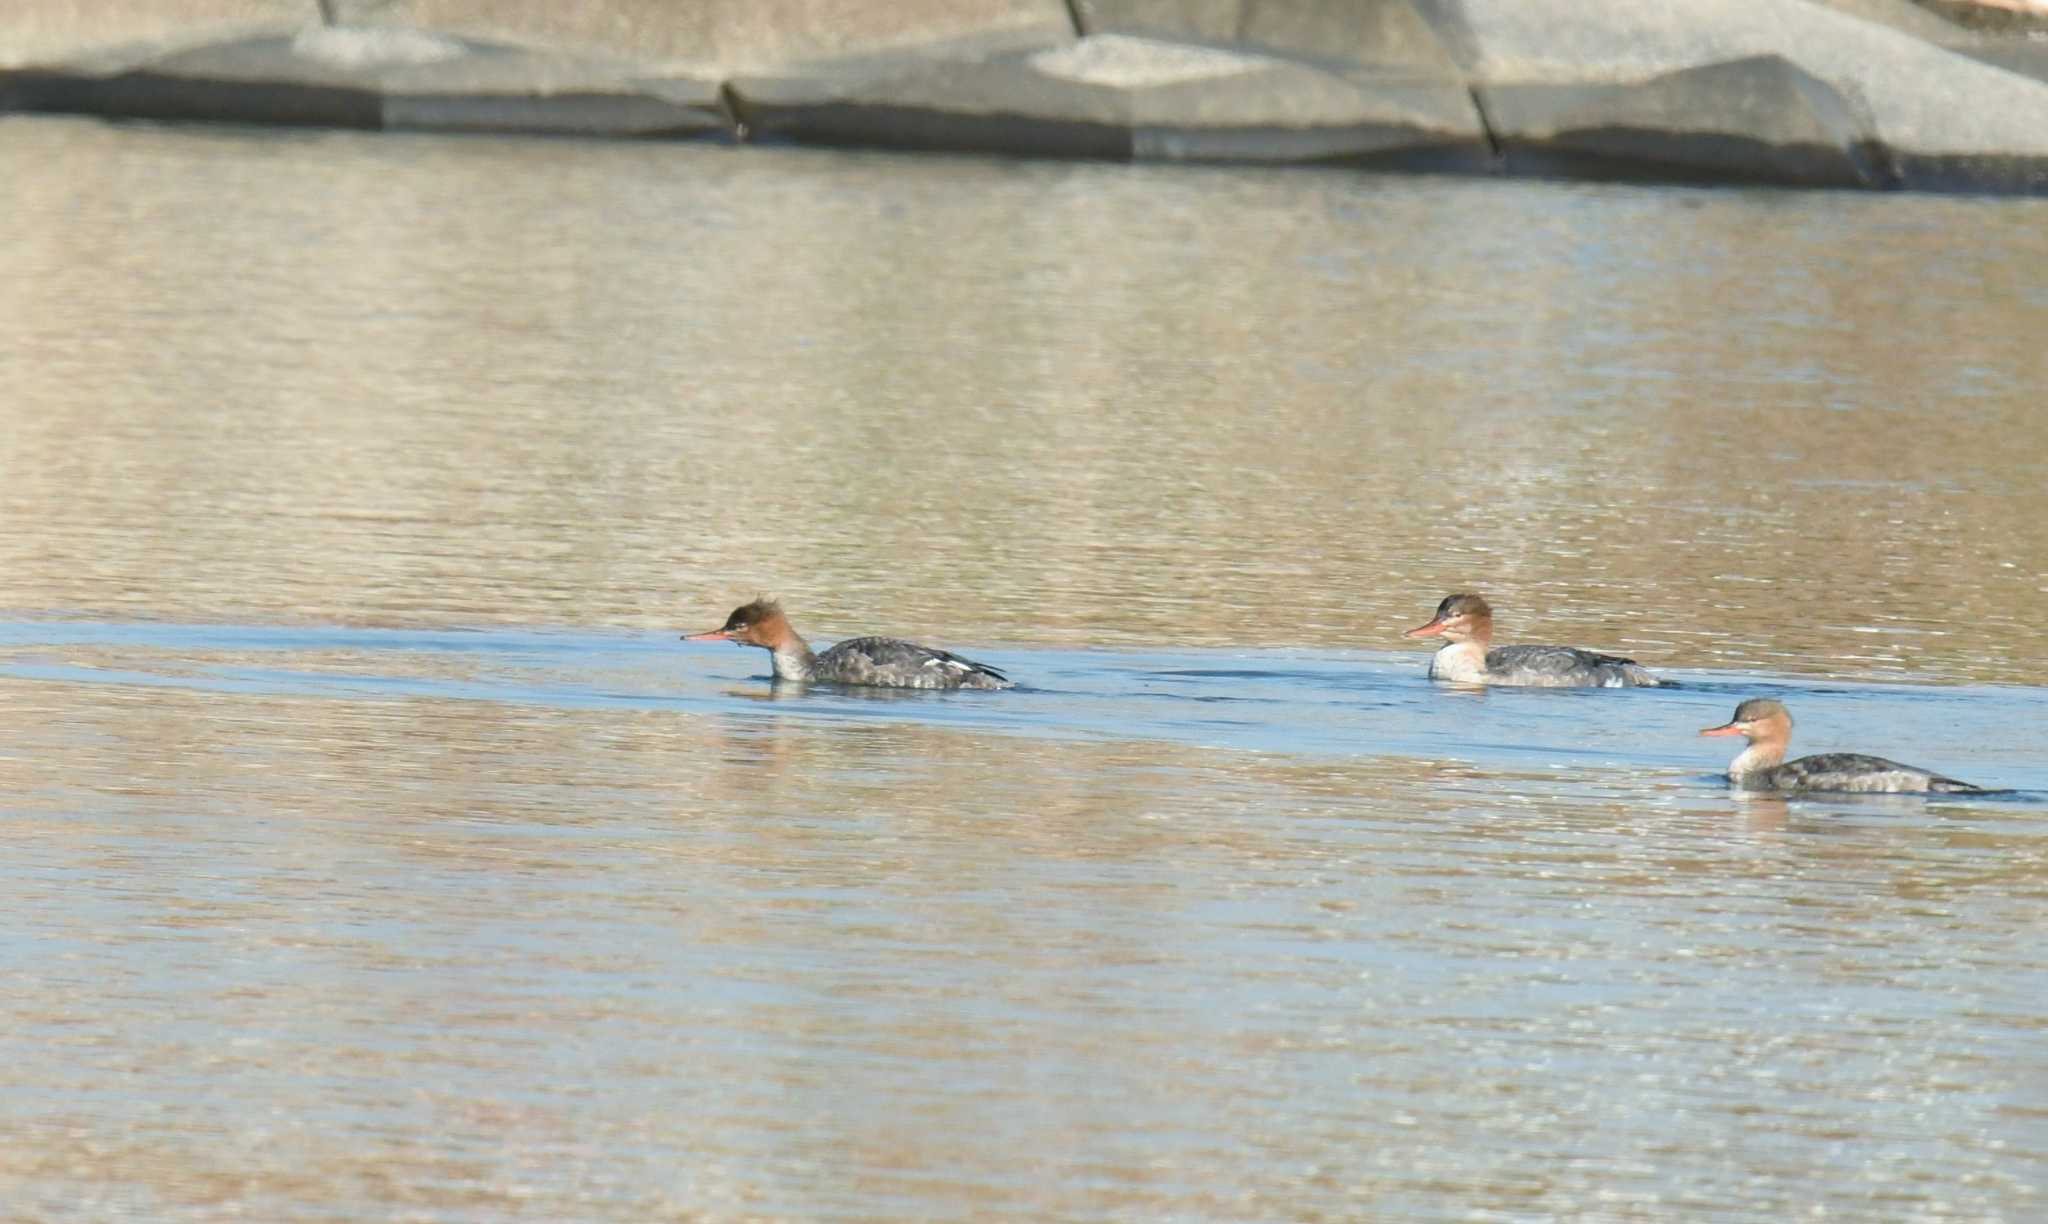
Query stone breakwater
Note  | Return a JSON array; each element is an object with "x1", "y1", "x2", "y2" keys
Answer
[{"x1": 5, "y1": 0, "x2": 2048, "y2": 194}]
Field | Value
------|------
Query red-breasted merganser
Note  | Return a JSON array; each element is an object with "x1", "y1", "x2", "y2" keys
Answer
[
  {"x1": 1403, "y1": 593, "x2": 1665, "y2": 687},
  {"x1": 684, "y1": 599, "x2": 1013, "y2": 690},
  {"x1": 1700, "y1": 698, "x2": 1987, "y2": 794}
]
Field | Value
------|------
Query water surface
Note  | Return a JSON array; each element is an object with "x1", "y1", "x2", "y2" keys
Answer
[{"x1": 1, "y1": 117, "x2": 2045, "y2": 1221}]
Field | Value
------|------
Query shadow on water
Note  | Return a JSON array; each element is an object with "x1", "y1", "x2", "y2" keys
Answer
[{"x1": 2, "y1": 618, "x2": 2040, "y2": 801}]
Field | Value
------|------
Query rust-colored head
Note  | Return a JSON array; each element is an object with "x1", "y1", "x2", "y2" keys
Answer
[
  {"x1": 1404, "y1": 593, "x2": 1493, "y2": 643},
  {"x1": 684, "y1": 598, "x2": 792, "y2": 650},
  {"x1": 1700, "y1": 698, "x2": 1792, "y2": 742}
]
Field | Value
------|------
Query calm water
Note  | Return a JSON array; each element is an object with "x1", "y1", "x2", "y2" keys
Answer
[{"x1": 2, "y1": 116, "x2": 2046, "y2": 1220}]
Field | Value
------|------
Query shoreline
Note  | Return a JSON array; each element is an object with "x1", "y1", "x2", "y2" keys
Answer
[{"x1": 5, "y1": 1, "x2": 2048, "y2": 195}]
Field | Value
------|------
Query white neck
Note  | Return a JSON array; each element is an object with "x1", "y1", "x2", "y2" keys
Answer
[
  {"x1": 768, "y1": 638, "x2": 815, "y2": 682},
  {"x1": 1430, "y1": 640, "x2": 1488, "y2": 683},
  {"x1": 1726, "y1": 741, "x2": 1785, "y2": 779}
]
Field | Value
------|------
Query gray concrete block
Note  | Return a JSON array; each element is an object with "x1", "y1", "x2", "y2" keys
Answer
[
  {"x1": 1917, "y1": 0, "x2": 2048, "y2": 33},
  {"x1": 1446, "y1": 0, "x2": 2048, "y2": 191},
  {"x1": 6, "y1": 0, "x2": 2047, "y2": 192},
  {"x1": 1481, "y1": 55, "x2": 1883, "y2": 188},
  {"x1": 1945, "y1": 39, "x2": 2048, "y2": 85},
  {"x1": 351, "y1": 0, "x2": 1076, "y2": 72},
  {"x1": 0, "y1": 1, "x2": 302, "y2": 70},
  {"x1": 381, "y1": 89, "x2": 719, "y2": 136},
  {"x1": 730, "y1": 32, "x2": 1486, "y2": 165},
  {"x1": 3, "y1": 26, "x2": 727, "y2": 138},
  {"x1": 3, "y1": 65, "x2": 378, "y2": 128},
  {"x1": 1073, "y1": 0, "x2": 1462, "y2": 75},
  {"x1": 1806, "y1": 0, "x2": 1971, "y2": 38}
]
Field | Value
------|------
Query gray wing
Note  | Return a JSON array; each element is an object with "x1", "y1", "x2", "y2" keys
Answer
[
  {"x1": 1764, "y1": 753, "x2": 1983, "y2": 794},
  {"x1": 819, "y1": 637, "x2": 1012, "y2": 690},
  {"x1": 1485, "y1": 644, "x2": 1664, "y2": 688}
]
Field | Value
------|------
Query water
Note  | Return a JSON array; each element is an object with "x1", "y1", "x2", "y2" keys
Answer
[{"x1": 2, "y1": 115, "x2": 2046, "y2": 1220}]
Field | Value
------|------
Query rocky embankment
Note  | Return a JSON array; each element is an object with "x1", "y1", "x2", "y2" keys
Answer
[{"x1": 5, "y1": 0, "x2": 2048, "y2": 194}]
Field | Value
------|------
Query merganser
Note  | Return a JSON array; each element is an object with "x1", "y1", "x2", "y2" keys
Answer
[
  {"x1": 1403, "y1": 593, "x2": 1665, "y2": 687},
  {"x1": 684, "y1": 599, "x2": 1013, "y2": 690},
  {"x1": 1700, "y1": 698, "x2": 1988, "y2": 794}
]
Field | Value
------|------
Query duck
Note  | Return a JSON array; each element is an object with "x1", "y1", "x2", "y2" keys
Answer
[
  {"x1": 684, "y1": 599, "x2": 1012, "y2": 690},
  {"x1": 1700, "y1": 698, "x2": 1988, "y2": 793},
  {"x1": 1404, "y1": 593, "x2": 1665, "y2": 687}
]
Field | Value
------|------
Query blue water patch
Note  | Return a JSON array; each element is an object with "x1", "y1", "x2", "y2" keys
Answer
[{"x1": 0, "y1": 618, "x2": 2041, "y2": 797}]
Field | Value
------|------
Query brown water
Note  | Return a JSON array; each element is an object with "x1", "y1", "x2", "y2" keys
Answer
[{"x1": 1, "y1": 116, "x2": 2045, "y2": 1220}]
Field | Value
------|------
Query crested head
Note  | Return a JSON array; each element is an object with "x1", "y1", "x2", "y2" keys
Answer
[
  {"x1": 718, "y1": 598, "x2": 784, "y2": 634},
  {"x1": 1435, "y1": 593, "x2": 1491, "y2": 621},
  {"x1": 1729, "y1": 697, "x2": 1789, "y2": 726},
  {"x1": 1406, "y1": 591, "x2": 1494, "y2": 643},
  {"x1": 1700, "y1": 697, "x2": 1793, "y2": 752},
  {"x1": 684, "y1": 596, "x2": 800, "y2": 651}
]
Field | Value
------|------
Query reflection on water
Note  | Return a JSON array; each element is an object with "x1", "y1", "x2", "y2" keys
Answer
[
  {"x1": 1, "y1": 117, "x2": 2045, "y2": 1219},
  {"x1": 4, "y1": 119, "x2": 2046, "y2": 679}
]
